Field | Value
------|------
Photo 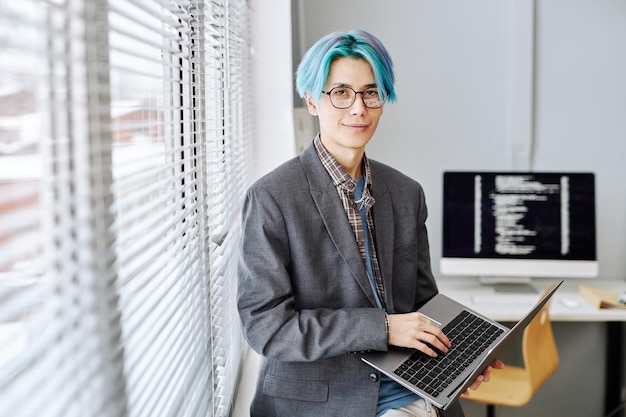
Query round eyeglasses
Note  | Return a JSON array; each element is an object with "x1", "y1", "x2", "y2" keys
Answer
[{"x1": 321, "y1": 86, "x2": 385, "y2": 109}]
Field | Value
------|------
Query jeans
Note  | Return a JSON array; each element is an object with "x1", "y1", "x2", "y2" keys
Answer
[{"x1": 380, "y1": 398, "x2": 441, "y2": 417}]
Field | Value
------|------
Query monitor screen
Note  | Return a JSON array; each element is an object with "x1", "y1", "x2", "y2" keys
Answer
[{"x1": 440, "y1": 171, "x2": 598, "y2": 280}]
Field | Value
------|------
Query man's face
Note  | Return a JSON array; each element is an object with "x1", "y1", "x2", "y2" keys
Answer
[{"x1": 306, "y1": 57, "x2": 384, "y2": 158}]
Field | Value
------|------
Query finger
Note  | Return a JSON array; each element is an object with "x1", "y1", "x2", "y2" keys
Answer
[
  {"x1": 481, "y1": 366, "x2": 493, "y2": 382},
  {"x1": 417, "y1": 331, "x2": 450, "y2": 355},
  {"x1": 410, "y1": 334, "x2": 448, "y2": 357},
  {"x1": 419, "y1": 315, "x2": 452, "y2": 348},
  {"x1": 469, "y1": 375, "x2": 485, "y2": 390},
  {"x1": 492, "y1": 359, "x2": 505, "y2": 369},
  {"x1": 410, "y1": 332, "x2": 446, "y2": 357},
  {"x1": 414, "y1": 341, "x2": 440, "y2": 357},
  {"x1": 433, "y1": 328, "x2": 452, "y2": 349}
]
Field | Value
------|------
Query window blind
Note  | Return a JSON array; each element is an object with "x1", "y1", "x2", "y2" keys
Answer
[{"x1": 0, "y1": 1, "x2": 250, "y2": 417}]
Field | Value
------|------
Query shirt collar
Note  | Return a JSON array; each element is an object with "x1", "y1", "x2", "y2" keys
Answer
[{"x1": 313, "y1": 134, "x2": 373, "y2": 192}]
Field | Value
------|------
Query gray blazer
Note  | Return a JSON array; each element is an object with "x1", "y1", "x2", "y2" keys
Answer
[{"x1": 237, "y1": 141, "x2": 465, "y2": 417}]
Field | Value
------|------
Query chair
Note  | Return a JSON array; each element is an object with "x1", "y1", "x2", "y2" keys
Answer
[{"x1": 464, "y1": 299, "x2": 559, "y2": 417}]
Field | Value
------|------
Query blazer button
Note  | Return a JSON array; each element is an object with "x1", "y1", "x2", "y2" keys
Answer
[{"x1": 369, "y1": 373, "x2": 379, "y2": 382}]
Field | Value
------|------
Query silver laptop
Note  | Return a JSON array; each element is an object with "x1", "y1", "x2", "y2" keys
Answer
[{"x1": 361, "y1": 280, "x2": 563, "y2": 411}]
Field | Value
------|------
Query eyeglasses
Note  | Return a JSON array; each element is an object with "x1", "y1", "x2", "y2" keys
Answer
[{"x1": 321, "y1": 86, "x2": 385, "y2": 109}]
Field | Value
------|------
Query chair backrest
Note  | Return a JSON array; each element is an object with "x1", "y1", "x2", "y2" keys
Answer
[{"x1": 521, "y1": 300, "x2": 559, "y2": 390}]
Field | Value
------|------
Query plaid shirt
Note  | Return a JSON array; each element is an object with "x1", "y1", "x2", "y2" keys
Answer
[{"x1": 314, "y1": 135, "x2": 386, "y2": 309}]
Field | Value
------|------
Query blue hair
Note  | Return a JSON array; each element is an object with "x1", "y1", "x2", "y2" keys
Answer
[{"x1": 295, "y1": 30, "x2": 397, "y2": 104}]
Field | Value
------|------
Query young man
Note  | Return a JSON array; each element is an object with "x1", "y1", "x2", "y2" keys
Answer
[{"x1": 237, "y1": 30, "x2": 503, "y2": 417}]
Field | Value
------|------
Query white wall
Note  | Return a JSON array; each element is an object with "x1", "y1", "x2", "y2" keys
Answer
[
  {"x1": 294, "y1": 0, "x2": 626, "y2": 282},
  {"x1": 533, "y1": 0, "x2": 626, "y2": 278},
  {"x1": 248, "y1": 0, "x2": 296, "y2": 181}
]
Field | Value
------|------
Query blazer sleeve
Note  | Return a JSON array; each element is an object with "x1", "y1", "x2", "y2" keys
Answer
[{"x1": 236, "y1": 184, "x2": 389, "y2": 362}]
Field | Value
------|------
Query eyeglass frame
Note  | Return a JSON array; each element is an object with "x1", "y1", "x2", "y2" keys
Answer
[{"x1": 320, "y1": 86, "x2": 386, "y2": 109}]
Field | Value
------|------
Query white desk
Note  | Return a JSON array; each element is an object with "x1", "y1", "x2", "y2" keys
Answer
[
  {"x1": 438, "y1": 277, "x2": 626, "y2": 417},
  {"x1": 438, "y1": 277, "x2": 626, "y2": 322}
]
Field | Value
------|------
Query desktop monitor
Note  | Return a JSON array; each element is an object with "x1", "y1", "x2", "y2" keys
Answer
[{"x1": 440, "y1": 171, "x2": 598, "y2": 283}]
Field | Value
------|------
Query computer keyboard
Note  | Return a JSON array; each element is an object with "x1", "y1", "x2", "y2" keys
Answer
[{"x1": 392, "y1": 309, "x2": 504, "y2": 397}]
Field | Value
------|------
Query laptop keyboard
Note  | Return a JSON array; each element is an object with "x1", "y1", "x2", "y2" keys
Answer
[{"x1": 392, "y1": 310, "x2": 504, "y2": 397}]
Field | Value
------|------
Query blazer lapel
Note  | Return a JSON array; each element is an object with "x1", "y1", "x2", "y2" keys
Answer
[
  {"x1": 370, "y1": 167, "x2": 395, "y2": 311},
  {"x1": 299, "y1": 144, "x2": 380, "y2": 308}
]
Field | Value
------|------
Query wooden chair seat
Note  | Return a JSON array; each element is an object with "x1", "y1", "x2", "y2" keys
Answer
[
  {"x1": 463, "y1": 298, "x2": 559, "y2": 416},
  {"x1": 468, "y1": 366, "x2": 533, "y2": 406}
]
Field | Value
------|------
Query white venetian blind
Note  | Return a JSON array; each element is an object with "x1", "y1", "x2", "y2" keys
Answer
[
  {"x1": 200, "y1": 1, "x2": 249, "y2": 415},
  {"x1": 0, "y1": 1, "x2": 250, "y2": 417}
]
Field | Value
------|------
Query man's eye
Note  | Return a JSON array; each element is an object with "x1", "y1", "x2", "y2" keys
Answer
[{"x1": 332, "y1": 89, "x2": 348, "y2": 96}]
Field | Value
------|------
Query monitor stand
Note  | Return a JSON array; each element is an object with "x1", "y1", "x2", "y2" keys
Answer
[{"x1": 478, "y1": 276, "x2": 538, "y2": 294}]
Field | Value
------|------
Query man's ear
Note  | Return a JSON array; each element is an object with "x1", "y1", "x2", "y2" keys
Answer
[{"x1": 304, "y1": 93, "x2": 318, "y2": 116}]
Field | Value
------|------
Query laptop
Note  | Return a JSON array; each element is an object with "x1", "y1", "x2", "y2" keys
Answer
[{"x1": 361, "y1": 280, "x2": 563, "y2": 411}]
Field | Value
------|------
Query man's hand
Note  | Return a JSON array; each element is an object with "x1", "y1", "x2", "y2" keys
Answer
[
  {"x1": 387, "y1": 312, "x2": 451, "y2": 357},
  {"x1": 461, "y1": 359, "x2": 506, "y2": 397}
]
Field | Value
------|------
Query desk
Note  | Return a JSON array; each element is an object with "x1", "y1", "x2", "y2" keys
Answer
[{"x1": 438, "y1": 277, "x2": 626, "y2": 417}]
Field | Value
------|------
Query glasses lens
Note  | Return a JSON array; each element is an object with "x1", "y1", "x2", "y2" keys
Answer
[
  {"x1": 362, "y1": 89, "x2": 382, "y2": 108},
  {"x1": 329, "y1": 87, "x2": 355, "y2": 108}
]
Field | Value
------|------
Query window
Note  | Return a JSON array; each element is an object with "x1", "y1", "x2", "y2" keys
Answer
[{"x1": 0, "y1": 1, "x2": 250, "y2": 416}]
